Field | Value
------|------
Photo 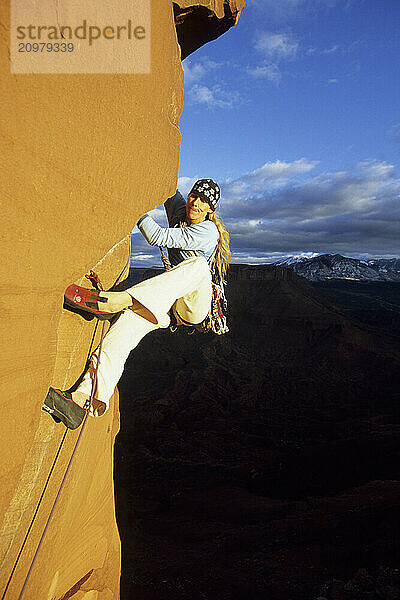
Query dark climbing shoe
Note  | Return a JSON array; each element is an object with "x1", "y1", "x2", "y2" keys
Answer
[
  {"x1": 42, "y1": 387, "x2": 86, "y2": 430},
  {"x1": 64, "y1": 284, "x2": 119, "y2": 320}
]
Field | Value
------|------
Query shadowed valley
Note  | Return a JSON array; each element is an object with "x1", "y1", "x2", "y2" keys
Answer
[{"x1": 115, "y1": 264, "x2": 400, "y2": 600}]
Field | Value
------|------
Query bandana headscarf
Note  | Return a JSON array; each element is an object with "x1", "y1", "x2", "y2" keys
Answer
[{"x1": 189, "y1": 179, "x2": 220, "y2": 211}]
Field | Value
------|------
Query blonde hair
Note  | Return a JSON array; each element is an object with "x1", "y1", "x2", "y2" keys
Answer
[{"x1": 208, "y1": 211, "x2": 231, "y2": 282}]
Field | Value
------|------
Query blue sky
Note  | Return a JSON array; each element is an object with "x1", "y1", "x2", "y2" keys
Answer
[{"x1": 132, "y1": 0, "x2": 400, "y2": 266}]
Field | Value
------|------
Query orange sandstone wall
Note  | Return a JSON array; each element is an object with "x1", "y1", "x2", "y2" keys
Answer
[{"x1": 0, "y1": 1, "x2": 245, "y2": 598}]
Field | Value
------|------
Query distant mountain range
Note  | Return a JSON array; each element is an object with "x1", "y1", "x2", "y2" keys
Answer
[
  {"x1": 128, "y1": 254, "x2": 400, "y2": 282},
  {"x1": 273, "y1": 253, "x2": 400, "y2": 281}
]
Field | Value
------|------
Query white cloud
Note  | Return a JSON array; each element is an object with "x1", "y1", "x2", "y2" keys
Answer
[
  {"x1": 247, "y1": 158, "x2": 318, "y2": 179},
  {"x1": 255, "y1": 31, "x2": 299, "y2": 60},
  {"x1": 183, "y1": 62, "x2": 207, "y2": 85},
  {"x1": 219, "y1": 159, "x2": 400, "y2": 258},
  {"x1": 357, "y1": 159, "x2": 395, "y2": 179},
  {"x1": 307, "y1": 40, "x2": 364, "y2": 58},
  {"x1": 131, "y1": 159, "x2": 400, "y2": 267},
  {"x1": 230, "y1": 253, "x2": 276, "y2": 264},
  {"x1": 247, "y1": 63, "x2": 281, "y2": 84},
  {"x1": 183, "y1": 58, "x2": 243, "y2": 110},
  {"x1": 129, "y1": 252, "x2": 158, "y2": 262},
  {"x1": 183, "y1": 57, "x2": 221, "y2": 85},
  {"x1": 228, "y1": 219, "x2": 263, "y2": 234},
  {"x1": 187, "y1": 84, "x2": 241, "y2": 109},
  {"x1": 230, "y1": 250, "x2": 321, "y2": 265},
  {"x1": 225, "y1": 159, "x2": 319, "y2": 199},
  {"x1": 323, "y1": 45, "x2": 340, "y2": 54},
  {"x1": 177, "y1": 176, "x2": 198, "y2": 197}
]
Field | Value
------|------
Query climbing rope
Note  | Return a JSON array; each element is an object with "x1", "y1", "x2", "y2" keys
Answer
[
  {"x1": 16, "y1": 319, "x2": 107, "y2": 600},
  {"x1": 159, "y1": 247, "x2": 172, "y2": 271},
  {"x1": 0, "y1": 430, "x2": 67, "y2": 600},
  {"x1": 1, "y1": 260, "x2": 130, "y2": 599}
]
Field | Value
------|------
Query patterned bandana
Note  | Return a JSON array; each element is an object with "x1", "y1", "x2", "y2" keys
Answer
[{"x1": 189, "y1": 179, "x2": 220, "y2": 211}]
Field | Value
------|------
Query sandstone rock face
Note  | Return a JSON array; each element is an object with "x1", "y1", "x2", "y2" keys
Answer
[{"x1": 0, "y1": 1, "x2": 245, "y2": 598}]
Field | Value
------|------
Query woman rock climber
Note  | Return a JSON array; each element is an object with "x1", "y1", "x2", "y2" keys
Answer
[{"x1": 43, "y1": 179, "x2": 231, "y2": 429}]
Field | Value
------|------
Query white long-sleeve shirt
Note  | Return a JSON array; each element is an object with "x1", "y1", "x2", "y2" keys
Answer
[{"x1": 137, "y1": 191, "x2": 218, "y2": 267}]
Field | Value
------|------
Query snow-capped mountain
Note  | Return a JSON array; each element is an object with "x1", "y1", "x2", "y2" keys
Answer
[
  {"x1": 367, "y1": 258, "x2": 400, "y2": 275},
  {"x1": 274, "y1": 253, "x2": 320, "y2": 267},
  {"x1": 273, "y1": 254, "x2": 400, "y2": 281}
]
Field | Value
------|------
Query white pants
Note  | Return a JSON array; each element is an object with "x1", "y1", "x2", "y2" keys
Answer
[{"x1": 76, "y1": 256, "x2": 211, "y2": 415}]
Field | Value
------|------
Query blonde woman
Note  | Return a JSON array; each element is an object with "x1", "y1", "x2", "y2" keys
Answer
[{"x1": 43, "y1": 180, "x2": 231, "y2": 429}]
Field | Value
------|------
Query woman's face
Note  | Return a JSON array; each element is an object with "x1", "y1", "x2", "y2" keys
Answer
[{"x1": 186, "y1": 193, "x2": 212, "y2": 224}]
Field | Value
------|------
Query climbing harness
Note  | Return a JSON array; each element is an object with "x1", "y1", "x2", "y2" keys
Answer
[
  {"x1": 160, "y1": 243, "x2": 229, "y2": 336},
  {"x1": 2, "y1": 259, "x2": 130, "y2": 600}
]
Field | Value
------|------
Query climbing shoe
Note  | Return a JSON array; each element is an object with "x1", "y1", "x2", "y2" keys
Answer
[
  {"x1": 42, "y1": 387, "x2": 86, "y2": 430},
  {"x1": 64, "y1": 284, "x2": 120, "y2": 320}
]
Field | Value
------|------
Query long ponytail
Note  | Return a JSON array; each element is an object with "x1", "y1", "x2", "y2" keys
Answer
[{"x1": 208, "y1": 211, "x2": 231, "y2": 282}]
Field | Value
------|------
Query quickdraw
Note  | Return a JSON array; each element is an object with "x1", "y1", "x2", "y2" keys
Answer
[
  {"x1": 197, "y1": 278, "x2": 229, "y2": 335},
  {"x1": 85, "y1": 269, "x2": 105, "y2": 291}
]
